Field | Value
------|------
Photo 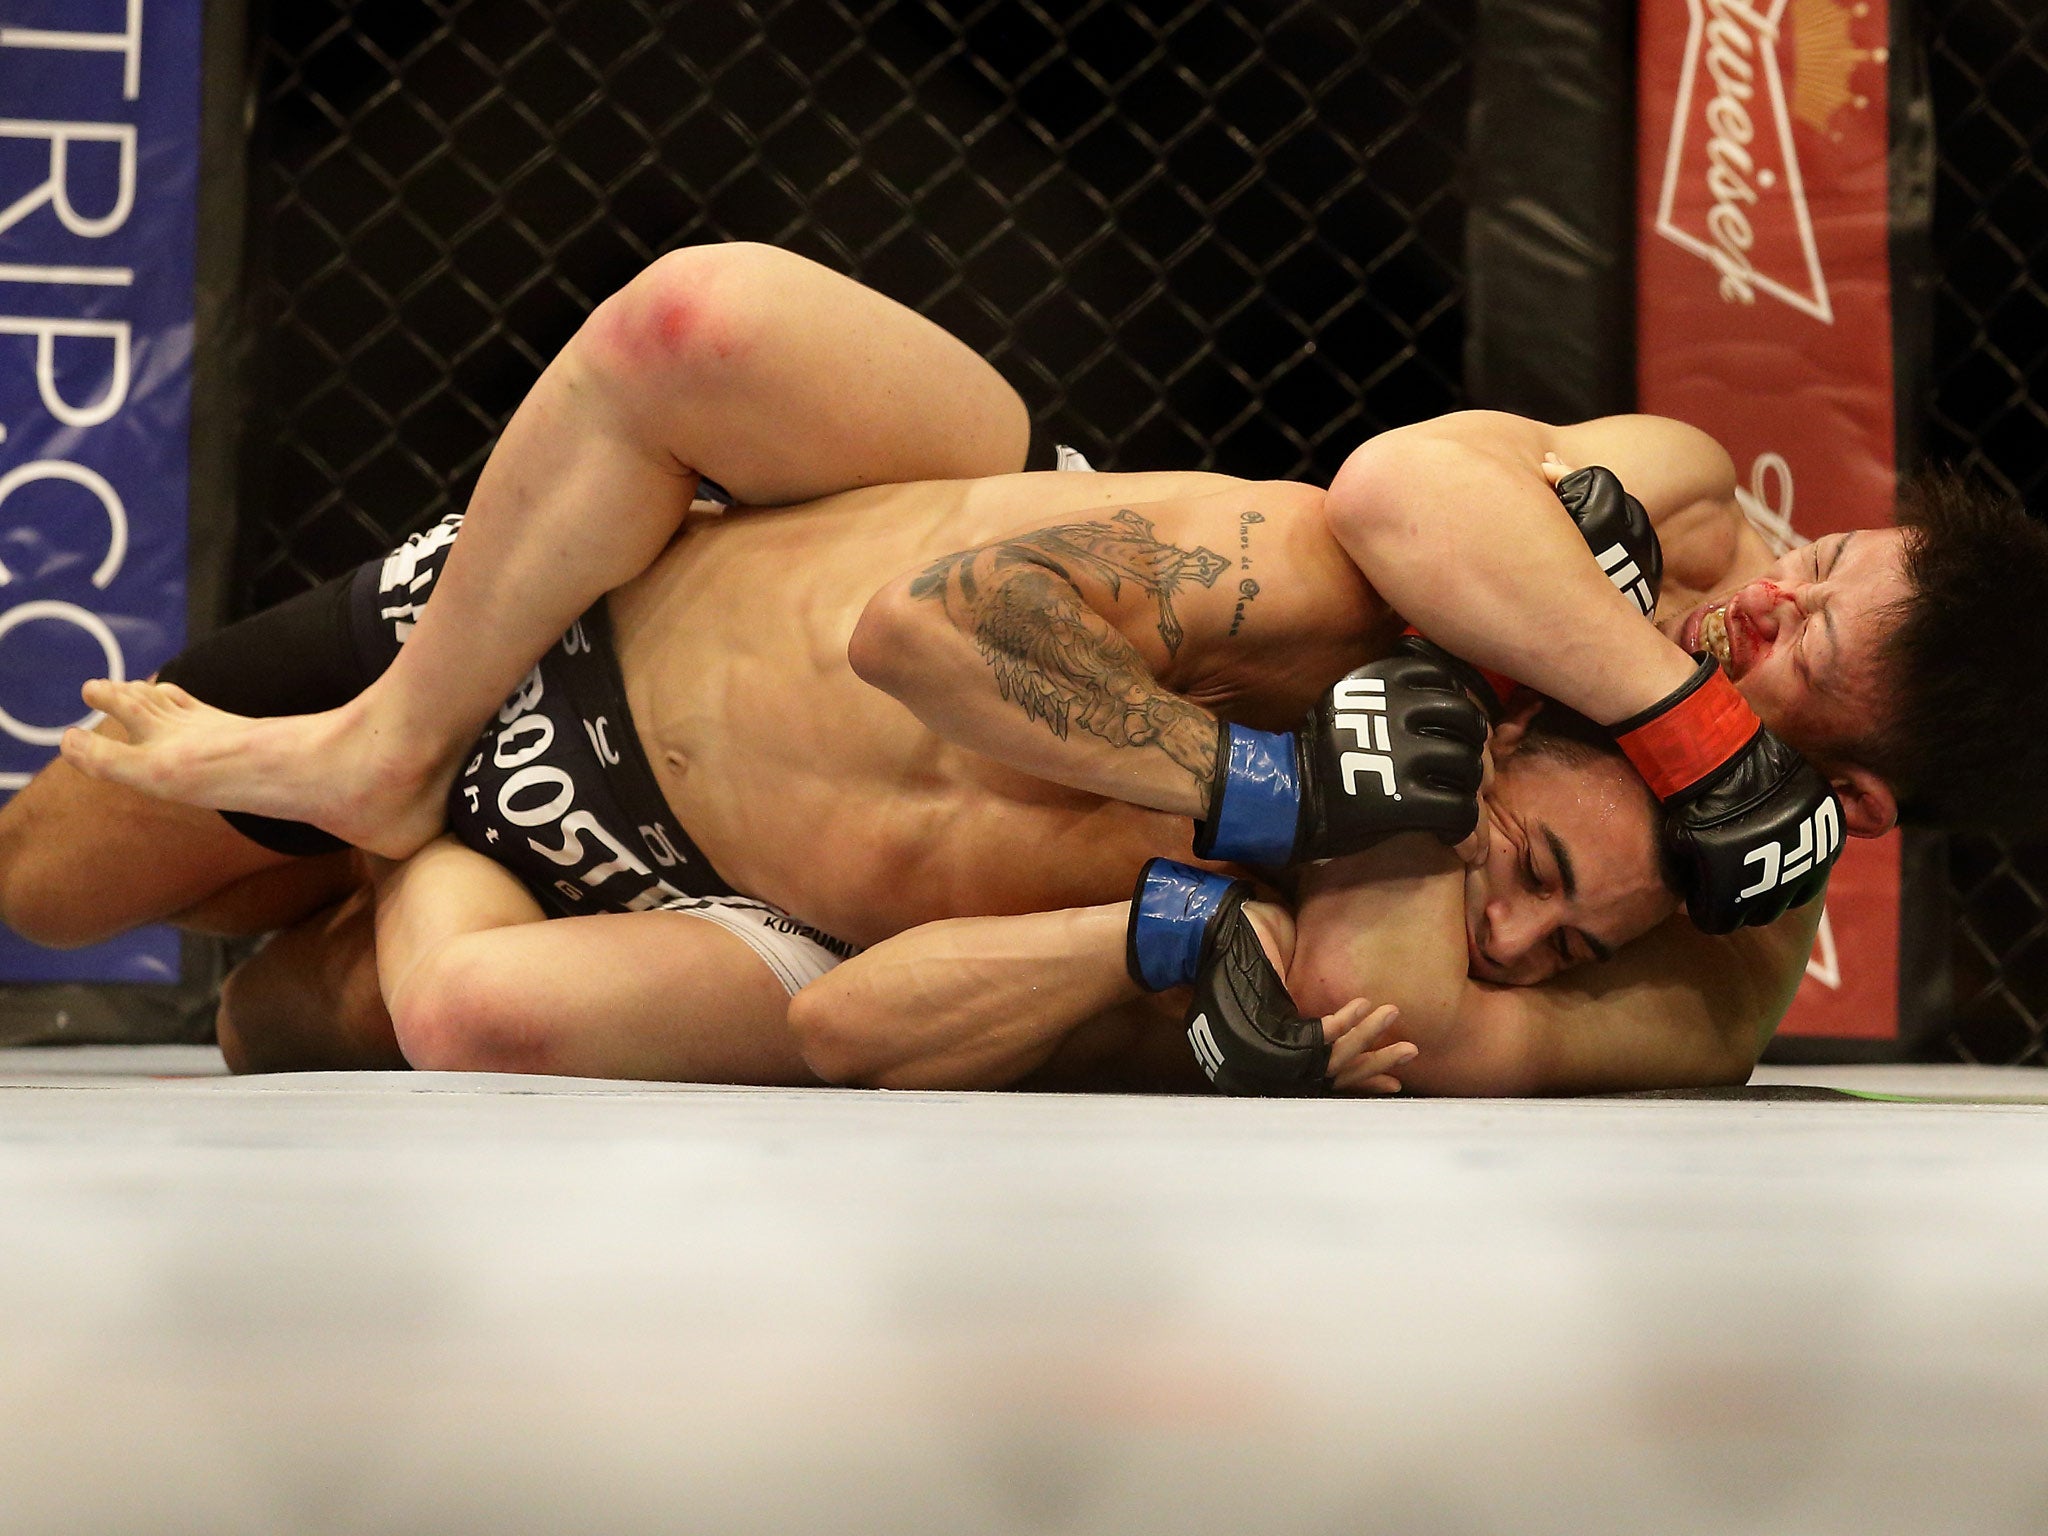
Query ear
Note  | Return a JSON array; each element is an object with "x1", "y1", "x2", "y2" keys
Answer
[
  {"x1": 1488, "y1": 691, "x2": 1545, "y2": 760},
  {"x1": 1830, "y1": 764, "x2": 1898, "y2": 838}
]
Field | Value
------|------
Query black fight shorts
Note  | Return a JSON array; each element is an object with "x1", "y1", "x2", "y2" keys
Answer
[{"x1": 159, "y1": 514, "x2": 856, "y2": 994}]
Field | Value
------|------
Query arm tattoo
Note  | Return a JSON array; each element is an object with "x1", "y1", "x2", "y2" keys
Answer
[{"x1": 910, "y1": 510, "x2": 1230, "y2": 788}]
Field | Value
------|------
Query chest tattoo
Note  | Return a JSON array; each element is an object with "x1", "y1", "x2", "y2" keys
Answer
[{"x1": 1229, "y1": 510, "x2": 1264, "y2": 636}]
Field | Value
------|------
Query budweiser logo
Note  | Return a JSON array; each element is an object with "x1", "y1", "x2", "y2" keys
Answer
[
  {"x1": 1732, "y1": 450, "x2": 1801, "y2": 553},
  {"x1": 1655, "y1": 0, "x2": 1887, "y2": 324}
]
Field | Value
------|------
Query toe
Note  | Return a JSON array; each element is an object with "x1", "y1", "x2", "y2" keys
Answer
[
  {"x1": 59, "y1": 727, "x2": 115, "y2": 778},
  {"x1": 82, "y1": 677, "x2": 151, "y2": 731}
]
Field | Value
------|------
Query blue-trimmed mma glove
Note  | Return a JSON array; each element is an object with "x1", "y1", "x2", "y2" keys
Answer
[
  {"x1": 1125, "y1": 858, "x2": 1331, "y2": 1096},
  {"x1": 1191, "y1": 650, "x2": 1488, "y2": 866},
  {"x1": 1556, "y1": 465, "x2": 1661, "y2": 618}
]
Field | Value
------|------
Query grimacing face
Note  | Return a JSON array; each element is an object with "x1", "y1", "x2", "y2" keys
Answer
[
  {"x1": 1461, "y1": 739, "x2": 1678, "y2": 986},
  {"x1": 1662, "y1": 527, "x2": 1912, "y2": 769}
]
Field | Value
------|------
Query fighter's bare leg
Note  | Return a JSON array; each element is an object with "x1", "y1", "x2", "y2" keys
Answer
[
  {"x1": 377, "y1": 837, "x2": 816, "y2": 1083},
  {"x1": 62, "y1": 243, "x2": 1030, "y2": 857},
  {"x1": 0, "y1": 716, "x2": 354, "y2": 947},
  {"x1": 216, "y1": 883, "x2": 404, "y2": 1073}
]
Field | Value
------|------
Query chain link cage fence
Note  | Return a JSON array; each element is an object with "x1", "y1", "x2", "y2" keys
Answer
[
  {"x1": 241, "y1": 0, "x2": 2045, "y2": 1060},
  {"x1": 1922, "y1": 0, "x2": 2048, "y2": 1063},
  {"x1": 241, "y1": 0, "x2": 1472, "y2": 611}
]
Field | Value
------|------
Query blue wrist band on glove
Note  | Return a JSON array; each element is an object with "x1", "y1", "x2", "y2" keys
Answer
[
  {"x1": 1199, "y1": 724, "x2": 1300, "y2": 865},
  {"x1": 1127, "y1": 858, "x2": 1239, "y2": 992}
]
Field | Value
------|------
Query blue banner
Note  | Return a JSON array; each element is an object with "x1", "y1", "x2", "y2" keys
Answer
[{"x1": 0, "y1": 0, "x2": 199, "y2": 982}]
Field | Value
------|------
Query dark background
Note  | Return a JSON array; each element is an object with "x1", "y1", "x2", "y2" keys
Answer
[
  {"x1": 1920, "y1": 0, "x2": 2048, "y2": 1063},
  {"x1": 240, "y1": 0, "x2": 1470, "y2": 605},
  {"x1": 234, "y1": 0, "x2": 2047, "y2": 1061}
]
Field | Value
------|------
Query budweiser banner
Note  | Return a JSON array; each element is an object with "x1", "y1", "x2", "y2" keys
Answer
[{"x1": 1639, "y1": 0, "x2": 1899, "y2": 1038}]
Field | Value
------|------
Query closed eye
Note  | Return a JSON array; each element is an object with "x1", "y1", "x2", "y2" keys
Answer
[
  {"x1": 1557, "y1": 927, "x2": 1614, "y2": 968},
  {"x1": 1827, "y1": 531, "x2": 1854, "y2": 578}
]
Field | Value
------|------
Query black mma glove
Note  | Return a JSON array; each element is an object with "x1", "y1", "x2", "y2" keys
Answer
[
  {"x1": 1556, "y1": 465, "x2": 1661, "y2": 617},
  {"x1": 1124, "y1": 858, "x2": 1331, "y2": 1096},
  {"x1": 1393, "y1": 632, "x2": 1513, "y2": 725},
  {"x1": 1192, "y1": 650, "x2": 1488, "y2": 866},
  {"x1": 1612, "y1": 657, "x2": 1842, "y2": 933}
]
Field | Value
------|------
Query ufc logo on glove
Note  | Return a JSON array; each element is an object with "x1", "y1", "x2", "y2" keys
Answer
[
  {"x1": 1193, "y1": 649, "x2": 1485, "y2": 866},
  {"x1": 1332, "y1": 677, "x2": 1399, "y2": 799},
  {"x1": 1738, "y1": 799, "x2": 1843, "y2": 901},
  {"x1": 1186, "y1": 1012, "x2": 1226, "y2": 1082},
  {"x1": 1597, "y1": 541, "x2": 1656, "y2": 617}
]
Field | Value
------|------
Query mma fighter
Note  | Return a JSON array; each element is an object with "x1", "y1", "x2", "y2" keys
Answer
[
  {"x1": 11, "y1": 447, "x2": 1680, "y2": 1093},
  {"x1": 9, "y1": 244, "x2": 2044, "y2": 1092}
]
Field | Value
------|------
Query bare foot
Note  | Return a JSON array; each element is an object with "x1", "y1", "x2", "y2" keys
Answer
[{"x1": 61, "y1": 679, "x2": 454, "y2": 859}]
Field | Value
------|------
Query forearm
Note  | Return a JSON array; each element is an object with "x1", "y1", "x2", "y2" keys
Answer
[
  {"x1": 1286, "y1": 843, "x2": 1778, "y2": 1096},
  {"x1": 851, "y1": 561, "x2": 1218, "y2": 817},
  {"x1": 1429, "y1": 906, "x2": 1813, "y2": 1095},
  {"x1": 1327, "y1": 414, "x2": 1697, "y2": 725},
  {"x1": 789, "y1": 903, "x2": 1156, "y2": 1089},
  {"x1": 1283, "y1": 840, "x2": 1470, "y2": 1059}
]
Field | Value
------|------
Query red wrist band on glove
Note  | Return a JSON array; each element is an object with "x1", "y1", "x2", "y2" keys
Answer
[
  {"x1": 1399, "y1": 626, "x2": 1519, "y2": 708},
  {"x1": 1615, "y1": 665, "x2": 1760, "y2": 801}
]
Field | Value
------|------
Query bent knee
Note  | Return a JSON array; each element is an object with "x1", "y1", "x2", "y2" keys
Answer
[
  {"x1": 582, "y1": 242, "x2": 795, "y2": 384},
  {"x1": 389, "y1": 940, "x2": 551, "y2": 1074}
]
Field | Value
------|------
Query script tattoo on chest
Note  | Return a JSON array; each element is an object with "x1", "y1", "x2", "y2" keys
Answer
[
  {"x1": 1229, "y1": 509, "x2": 1263, "y2": 636},
  {"x1": 908, "y1": 508, "x2": 1231, "y2": 790}
]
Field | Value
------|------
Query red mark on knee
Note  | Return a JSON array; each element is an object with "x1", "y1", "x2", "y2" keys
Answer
[
  {"x1": 627, "y1": 291, "x2": 746, "y2": 369},
  {"x1": 652, "y1": 294, "x2": 698, "y2": 352},
  {"x1": 586, "y1": 260, "x2": 756, "y2": 384}
]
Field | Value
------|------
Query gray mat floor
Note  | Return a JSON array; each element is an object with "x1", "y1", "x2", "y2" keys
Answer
[{"x1": 2, "y1": 1048, "x2": 2044, "y2": 1535}]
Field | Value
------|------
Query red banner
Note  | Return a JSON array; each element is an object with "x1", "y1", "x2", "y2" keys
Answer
[{"x1": 1637, "y1": 0, "x2": 1898, "y2": 1038}]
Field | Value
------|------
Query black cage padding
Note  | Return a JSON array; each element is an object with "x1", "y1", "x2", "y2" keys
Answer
[{"x1": 1464, "y1": 0, "x2": 1636, "y2": 423}]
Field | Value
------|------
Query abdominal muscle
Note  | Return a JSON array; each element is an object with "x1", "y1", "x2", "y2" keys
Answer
[{"x1": 605, "y1": 470, "x2": 1247, "y2": 946}]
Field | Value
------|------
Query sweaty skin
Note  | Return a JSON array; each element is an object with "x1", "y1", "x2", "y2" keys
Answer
[
  {"x1": 813, "y1": 424, "x2": 1836, "y2": 1094},
  {"x1": 807, "y1": 420, "x2": 1820, "y2": 1091},
  {"x1": 1284, "y1": 419, "x2": 1830, "y2": 1087},
  {"x1": 579, "y1": 469, "x2": 1390, "y2": 945},
  {"x1": 5, "y1": 243, "x2": 1812, "y2": 1091},
  {"x1": 808, "y1": 702, "x2": 1693, "y2": 1097},
  {"x1": 66, "y1": 460, "x2": 1704, "y2": 1091},
  {"x1": 65, "y1": 443, "x2": 1784, "y2": 1092}
]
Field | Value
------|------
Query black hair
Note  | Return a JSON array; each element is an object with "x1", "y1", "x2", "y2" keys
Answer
[
  {"x1": 1514, "y1": 698, "x2": 1625, "y2": 769},
  {"x1": 1870, "y1": 470, "x2": 2048, "y2": 833},
  {"x1": 1507, "y1": 698, "x2": 1682, "y2": 893}
]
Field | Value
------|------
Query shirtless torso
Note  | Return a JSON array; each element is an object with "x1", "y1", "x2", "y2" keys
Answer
[
  {"x1": 22, "y1": 452, "x2": 1807, "y2": 1092},
  {"x1": 0, "y1": 247, "x2": 1859, "y2": 1093},
  {"x1": 609, "y1": 469, "x2": 1397, "y2": 944},
  {"x1": 579, "y1": 458, "x2": 1809, "y2": 1098}
]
